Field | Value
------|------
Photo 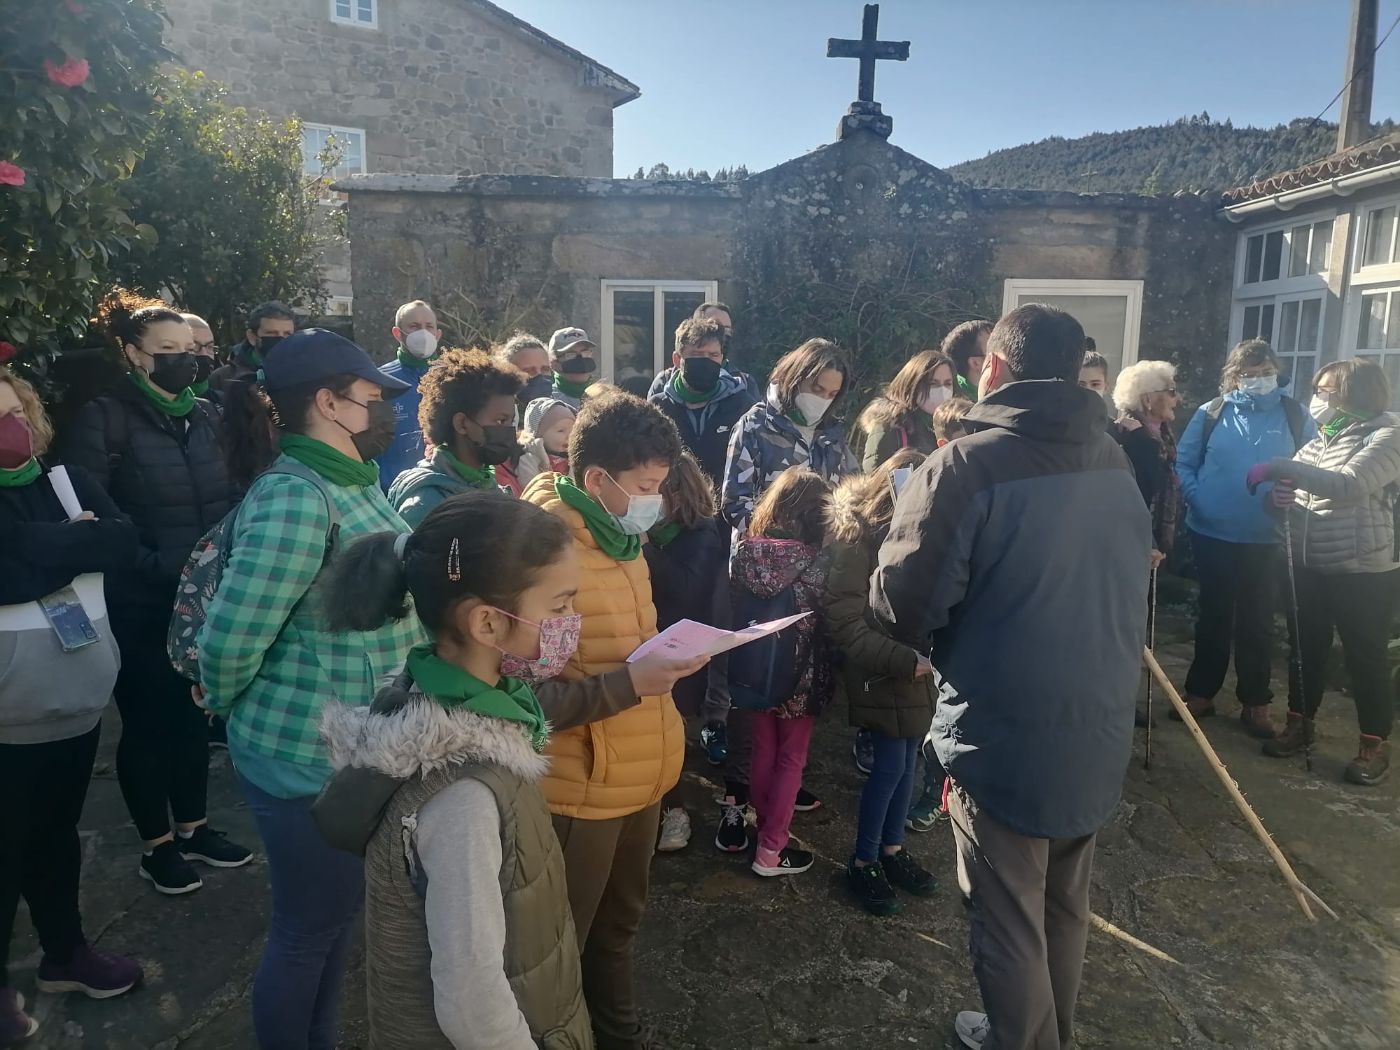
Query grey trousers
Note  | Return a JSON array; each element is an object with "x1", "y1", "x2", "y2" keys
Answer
[{"x1": 948, "y1": 782, "x2": 1096, "y2": 1050}]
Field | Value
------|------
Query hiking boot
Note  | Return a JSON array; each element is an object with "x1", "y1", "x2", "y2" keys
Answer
[
  {"x1": 0, "y1": 989, "x2": 38, "y2": 1045},
  {"x1": 1344, "y1": 735, "x2": 1390, "y2": 786},
  {"x1": 852, "y1": 730, "x2": 874, "y2": 775},
  {"x1": 846, "y1": 858, "x2": 899, "y2": 916},
  {"x1": 1262, "y1": 713, "x2": 1315, "y2": 758},
  {"x1": 178, "y1": 825, "x2": 253, "y2": 868},
  {"x1": 699, "y1": 720, "x2": 728, "y2": 766},
  {"x1": 955, "y1": 1011, "x2": 990, "y2": 1049},
  {"x1": 1239, "y1": 704, "x2": 1277, "y2": 740},
  {"x1": 656, "y1": 807, "x2": 691, "y2": 852},
  {"x1": 714, "y1": 802, "x2": 750, "y2": 853},
  {"x1": 139, "y1": 841, "x2": 203, "y2": 895},
  {"x1": 793, "y1": 787, "x2": 822, "y2": 813},
  {"x1": 881, "y1": 849, "x2": 937, "y2": 896},
  {"x1": 1168, "y1": 694, "x2": 1215, "y2": 722},
  {"x1": 752, "y1": 846, "x2": 814, "y2": 877},
  {"x1": 36, "y1": 945, "x2": 142, "y2": 999},
  {"x1": 906, "y1": 784, "x2": 941, "y2": 833}
]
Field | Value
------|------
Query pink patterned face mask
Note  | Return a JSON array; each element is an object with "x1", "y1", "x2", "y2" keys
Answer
[{"x1": 493, "y1": 608, "x2": 581, "y2": 683}]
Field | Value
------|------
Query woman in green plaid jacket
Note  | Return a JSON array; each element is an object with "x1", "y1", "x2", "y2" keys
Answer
[{"x1": 199, "y1": 330, "x2": 421, "y2": 1050}]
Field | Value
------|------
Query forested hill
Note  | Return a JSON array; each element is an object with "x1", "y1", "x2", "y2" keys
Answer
[{"x1": 947, "y1": 115, "x2": 1397, "y2": 194}]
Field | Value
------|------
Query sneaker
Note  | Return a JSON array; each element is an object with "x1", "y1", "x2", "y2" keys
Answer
[
  {"x1": 1262, "y1": 712, "x2": 1315, "y2": 758},
  {"x1": 699, "y1": 721, "x2": 728, "y2": 766},
  {"x1": 881, "y1": 849, "x2": 937, "y2": 896},
  {"x1": 852, "y1": 730, "x2": 874, "y2": 776},
  {"x1": 955, "y1": 1010, "x2": 990, "y2": 1048},
  {"x1": 714, "y1": 802, "x2": 750, "y2": 853},
  {"x1": 1168, "y1": 694, "x2": 1215, "y2": 722},
  {"x1": 139, "y1": 841, "x2": 203, "y2": 895},
  {"x1": 178, "y1": 825, "x2": 253, "y2": 868},
  {"x1": 656, "y1": 807, "x2": 692, "y2": 852},
  {"x1": 0, "y1": 988, "x2": 38, "y2": 1045},
  {"x1": 36, "y1": 945, "x2": 142, "y2": 999},
  {"x1": 752, "y1": 846, "x2": 814, "y2": 877},
  {"x1": 846, "y1": 858, "x2": 899, "y2": 915},
  {"x1": 906, "y1": 784, "x2": 940, "y2": 833},
  {"x1": 207, "y1": 715, "x2": 228, "y2": 751},
  {"x1": 1239, "y1": 704, "x2": 1277, "y2": 740},
  {"x1": 1344, "y1": 735, "x2": 1390, "y2": 786},
  {"x1": 793, "y1": 787, "x2": 822, "y2": 813}
]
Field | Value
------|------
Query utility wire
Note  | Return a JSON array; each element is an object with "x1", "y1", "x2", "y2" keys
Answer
[{"x1": 1307, "y1": 9, "x2": 1400, "y2": 130}]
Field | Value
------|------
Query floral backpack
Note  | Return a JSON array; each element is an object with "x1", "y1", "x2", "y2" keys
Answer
[{"x1": 167, "y1": 462, "x2": 341, "y2": 682}]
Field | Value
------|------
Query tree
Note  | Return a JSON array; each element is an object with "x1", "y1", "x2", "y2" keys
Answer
[
  {"x1": 111, "y1": 70, "x2": 331, "y2": 343},
  {"x1": 0, "y1": 0, "x2": 168, "y2": 373}
]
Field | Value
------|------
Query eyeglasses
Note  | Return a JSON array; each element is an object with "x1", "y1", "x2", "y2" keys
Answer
[
  {"x1": 194, "y1": 340, "x2": 217, "y2": 354},
  {"x1": 1152, "y1": 388, "x2": 1178, "y2": 397}
]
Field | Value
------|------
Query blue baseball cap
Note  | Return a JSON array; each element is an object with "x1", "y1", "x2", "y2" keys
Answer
[{"x1": 261, "y1": 328, "x2": 411, "y2": 398}]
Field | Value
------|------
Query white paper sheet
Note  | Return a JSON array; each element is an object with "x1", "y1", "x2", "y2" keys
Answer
[
  {"x1": 626, "y1": 612, "x2": 811, "y2": 663},
  {"x1": 47, "y1": 466, "x2": 85, "y2": 520}
]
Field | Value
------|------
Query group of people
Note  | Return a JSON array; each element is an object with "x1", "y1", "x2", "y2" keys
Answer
[{"x1": 0, "y1": 281, "x2": 1396, "y2": 1050}]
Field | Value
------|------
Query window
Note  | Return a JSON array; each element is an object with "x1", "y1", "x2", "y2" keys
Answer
[
  {"x1": 1236, "y1": 293, "x2": 1323, "y2": 390},
  {"x1": 300, "y1": 124, "x2": 366, "y2": 180},
  {"x1": 330, "y1": 0, "x2": 376, "y2": 28},
  {"x1": 1000, "y1": 279, "x2": 1143, "y2": 379},
  {"x1": 1355, "y1": 286, "x2": 1400, "y2": 406},
  {"x1": 601, "y1": 280, "x2": 719, "y2": 388},
  {"x1": 1362, "y1": 205, "x2": 1399, "y2": 269},
  {"x1": 1241, "y1": 219, "x2": 1333, "y2": 285}
]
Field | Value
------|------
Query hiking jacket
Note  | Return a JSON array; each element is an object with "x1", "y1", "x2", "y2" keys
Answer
[
  {"x1": 374, "y1": 355, "x2": 433, "y2": 491},
  {"x1": 58, "y1": 381, "x2": 233, "y2": 609},
  {"x1": 1176, "y1": 389, "x2": 1316, "y2": 546},
  {"x1": 522, "y1": 472, "x2": 684, "y2": 820},
  {"x1": 871, "y1": 380, "x2": 1152, "y2": 839},
  {"x1": 1274, "y1": 412, "x2": 1400, "y2": 575},
  {"x1": 386, "y1": 448, "x2": 501, "y2": 530},
  {"x1": 856, "y1": 397, "x2": 940, "y2": 473},
  {"x1": 647, "y1": 365, "x2": 762, "y2": 404},
  {"x1": 822, "y1": 479, "x2": 935, "y2": 739},
  {"x1": 643, "y1": 517, "x2": 726, "y2": 715},
  {"x1": 320, "y1": 686, "x2": 592, "y2": 1050},
  {"x1": 1113, "y1": 414, "x2": 1181, "y2": 556},
  {"x1": 721, "y1": 397, "x2": 857, "y2": 534},
  {"x1": 650, "y1": 372, "x2": 756, "y2": 487}
]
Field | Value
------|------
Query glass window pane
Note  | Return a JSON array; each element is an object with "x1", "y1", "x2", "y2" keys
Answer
[
  {"x1": 1360, "y1": 292, "x2": 1388, "y2": 349},
  {"x1": 1310, "y1": 220, "x2": 1332, "y2": 274},
  {"x1": 1278, "y1": 299, "x2": 1299, "y2": 353},
  {"x1": 1298, "y1": 298, "x2": 1321, "y2": 352},
  {"x1": 335, "y1": 0, "x2": 350, "y2": 17},
  {"x1": 1364, "y1": 207, "x2": 1397, "y2": 267},
  {"x1": 1016, "y1": 293, "x2": 1129, "y2": 376},
  {"x1": 1262, "y1": 231, "x2": 1284, "y2": 282},
  {"x1": 662, "y1": 291, "x2": 706, "y2": 364},
  {"x1": 1244, "y1": 236, "x2": 1263, "y2": 284},
  {"x1": 356, "y1": 0, "x2": 372, "y2": 21},
  {"x1": 1285, "y1": 355, "x2": 1315, "y2": 393},
  {"x1": 1243, "y1": 305, "x2": 1261, "y2": 339},
  {"x1": 1388, "y1": 293, "x2": 1400, "y2": 351},
  {"x1": 1289, "y1": 224, "x2": 1311, "y2": 278},
  {"x1": 611, "y1": 291, "x2": 656, "y2": 389},
  {"x1": 1260, "y1": 303, "x2": 1275, "y2": 343},
  {"x1": 1382, "y1": 355, "x2": 1400, "y2": 410}
]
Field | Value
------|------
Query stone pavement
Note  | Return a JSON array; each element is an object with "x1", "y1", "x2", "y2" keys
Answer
[{"x1": 11, "y1": 622, "x2": 1400, "y2": 1049}]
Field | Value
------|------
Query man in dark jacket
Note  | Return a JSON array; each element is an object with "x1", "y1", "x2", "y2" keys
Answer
[
  {"x1": 871, "y1": 305, "x2": 1151, "y2": 1050},
  {"x1": 646, "y1": 302, "x2": 762, "y2": 404},
  {"x1": 207, "y1": 301, "x2": 296, "y2": 401}
]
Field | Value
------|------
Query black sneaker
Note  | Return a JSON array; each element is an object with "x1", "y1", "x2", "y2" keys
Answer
[
  {"x1": 882, "y1": 849, "x2": 937, "y2": 897},
  {"x1": 714, "y1": 803, "x2": 750, "y2": 853},
  {"x1": 852, "y1": 730, "x2": 874, "y2": 776},
  {"x1": 139, "y1": 842, "x2": 203, "y2": 895},
  {"x1": 752, "y1": 846, "x2": 814, "y2": 877},
  {"x1": 178, "y1": 826, "x2": 253, "y2": 868},
  {"x1": 207, "y1": 715, "x2": 228, "y2": 751},
  {"x1": 847, "y1": 857, "x2": 900, "y2": 915},
  {"x1": 793, "y1": 787, "x2": 822, "y2": 812},
  {"x1": 699, "y1": 720, "x2": 728, "y2": 766}
]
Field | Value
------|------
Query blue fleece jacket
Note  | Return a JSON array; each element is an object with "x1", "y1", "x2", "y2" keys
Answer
[
  {"x1": 374, "y1": 355, "x2": 433, "y2": 489},
  {"x1": 1175, "y1": 389, "x2": 1317, "y2": 545}
]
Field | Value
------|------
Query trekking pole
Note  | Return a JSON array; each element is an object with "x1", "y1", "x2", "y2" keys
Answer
[
  {"x1": 1281, "y1": 514, "x2": 1312, "y2": 773},
  {"x1": 1144, "y1": 564, "x2": 1158, "y2": 771}
]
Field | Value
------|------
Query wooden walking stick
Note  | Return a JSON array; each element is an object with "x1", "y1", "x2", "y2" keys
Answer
[{"x1": 1142, "y1": 647, "x2": 1338, "y2": 923}]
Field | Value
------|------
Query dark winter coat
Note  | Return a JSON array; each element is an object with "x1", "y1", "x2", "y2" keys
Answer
[
  {"x1": 643, "y1": 517, "x2": 726, "y2": 716},
  {"x1": 649, "y1": 372, "x2": 756, "y2": 488},
  {"x1": 1113, "y1": 414, "x2": 1181, "y2": 556},
  {"x1": 856, "y1": 397, "x2": 940, "y2": 473},
  {"x1": 871, "y1": 380, "x2": 1152, "y2": 840},
  {"x1": 58, "y1": 380, "x2": 234, "y2": 609},
  {"x1": 647, "y1": 365, "x2": 762, "y2": 404},
  {"x1": 822, "y1": 478, "x2": 935, "y2": 739},
  {"x1": 206, "y1": 340, "x2": 259, "y2": 402}
]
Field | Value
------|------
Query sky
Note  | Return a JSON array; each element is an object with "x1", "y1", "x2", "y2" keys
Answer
[{"x1": 501, "y1": 0, "x2": 1400, "y2": 177}]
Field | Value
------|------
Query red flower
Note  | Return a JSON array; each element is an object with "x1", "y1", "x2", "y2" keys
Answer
[
  {"x1": 0, "y1": 343, "x2": 17, "y2": 365},
  {"x1": 0, "y1": 162, "x2": 24, "y2": 187},
  {"x1": 43, "y1": 57, "x2": 90, "y2": 88}
]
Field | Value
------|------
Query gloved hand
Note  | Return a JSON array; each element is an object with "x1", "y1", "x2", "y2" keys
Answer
[
  {"x1": 1270, "y1": 481, "x2": 1297, "y2": 509},
  {"x1": 1245, "y1": 462, "x2": 1276, "y2": 493}
]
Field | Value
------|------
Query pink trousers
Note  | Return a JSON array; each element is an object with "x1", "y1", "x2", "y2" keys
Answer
[{"x1": 748, "y1": 712, "x2": 815, "y2": 855}]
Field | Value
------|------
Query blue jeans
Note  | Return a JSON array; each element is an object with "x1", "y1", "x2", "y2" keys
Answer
[
  {"x1": 855, "y1": 734, "x2": 920, "y2": 863},
  {"x1": 240, "y1": 776, "x2": 364, "y2": 1050}
]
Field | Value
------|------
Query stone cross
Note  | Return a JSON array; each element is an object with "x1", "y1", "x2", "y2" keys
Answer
[{"x1": 826, "y1": 4, "x2": 909, "y2": 104}]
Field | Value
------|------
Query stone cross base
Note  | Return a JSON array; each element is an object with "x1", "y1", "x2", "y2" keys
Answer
[{"x1": 838, "y1": 100, "x2": 893, "y2": 140}]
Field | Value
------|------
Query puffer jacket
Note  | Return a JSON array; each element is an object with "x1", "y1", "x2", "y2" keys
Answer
[
  {"x1": 1273, "y1": 412, "x2": 1400, "y2": 574},
  {"x1": 855, "y1": 397, "x2": 940, "y2": 473},
  {"x1": 522, "y1": 472, "x2": 684, "y2": 820},
  {"x1": 822, "y1": 478, "x2": 934, "y2": 739},
  {"x1": 58, "y1": 380, "x2": 233, "y2": 609}
]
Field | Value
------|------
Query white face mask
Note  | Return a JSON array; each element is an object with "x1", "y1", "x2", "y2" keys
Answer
[
  {"x1": 920, "y1": 385, "x2": 952, "y2": 414},
  {"x1": 602, "y1": 470, "x2": 664, "y2": 536},
  {"x1": 794, "y1": 391, "x2": 834, "y2": 425},
  {"x1": 403, "y1": 329, "x2": 438, "y2": 360},
  {"x1": 1238, "y1": 375, "x2": 1277, "y2": 398},
  {"x1": 1309, "y1": 395, "x2": 1338, "y2": 426}
]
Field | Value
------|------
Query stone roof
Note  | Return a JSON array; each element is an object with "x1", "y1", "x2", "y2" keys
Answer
[
  {"x1": 466, "y1": 0, "x2": 640, "y2": 105},
  {"x1": 334, "y1": 173, "x2": 742, "y2": 197},
  {"x1": 1221, "y1": 131, "x2": 1400, "y2": 204}
]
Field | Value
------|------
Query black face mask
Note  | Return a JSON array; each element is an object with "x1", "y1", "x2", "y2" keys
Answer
[
  {"x1": 680, "y1": 356, "x2": 722, "y2": 392},
  {"x1": 193, "y1": 356, "x2": 216, "y2": 383},
  {"x1": 558, "y1": 356, "x2": 596, "y2": 377},
  {"x1": 146, "y1": 351, "x2": 198, "y2": 393},
  {"x1": 469, "y1": 421, "x2": 521, "y2": 466},
  {"x1": 518, "y1": 373, "x2": 553, "y2": 406},
  {"x1": 255, "y1": 335, "x2": 284, "y2": 361},
  {"x1": 338, "y1": 397, "x2": 397, "y2": 462}
]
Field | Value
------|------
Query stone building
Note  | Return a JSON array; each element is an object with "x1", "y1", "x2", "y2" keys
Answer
[{"x1": 162, "y1": 0, "x2": 637, "y2": 308}]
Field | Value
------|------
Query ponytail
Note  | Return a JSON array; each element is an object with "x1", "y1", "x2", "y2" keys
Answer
[
  {"x1": 92, "y1": 287, "x2": 182, "y2": 355},
  {"x1": 223, "y1": 371, "x2": 360, "y2": 490},
  {"x1": 320, "y1": 531, "x2": 413, "y2": 632}
]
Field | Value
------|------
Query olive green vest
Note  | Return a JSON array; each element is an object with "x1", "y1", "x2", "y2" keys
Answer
[{"x1": 363, "y1": 760, "x2": 593, "y2": 1049}]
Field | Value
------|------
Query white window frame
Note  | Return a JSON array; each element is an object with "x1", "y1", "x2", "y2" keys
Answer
[
  {"x1": 600, "y1": 279, "x2": 719, "y2": 379},
  {"x1": 300, "y1": 123, "x2": 367, "y2": 181},
  {"x1": 1232, "y1": 209, "x2": 1336, "y2": 296},
  {"x1": 324, "y1": 295, "x2": 354, "y2": 318},
  {"x1": 329, "y1": 0, "x2": 377, "y2": 29},
  {"x1": 1351, "y1": 193, "x2": 1400, "y2": 282},
  {"x1": 1000, "y1": 278, "x2": 1143, "y2": 368}
]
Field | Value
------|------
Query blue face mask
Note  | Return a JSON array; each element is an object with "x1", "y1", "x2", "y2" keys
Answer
[{"x1": 603, "y1": 470, "x2": 664, "y2": 535}]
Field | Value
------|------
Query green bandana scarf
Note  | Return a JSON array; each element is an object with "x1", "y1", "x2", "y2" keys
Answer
[
  {"x1": 279, "y1": 433, "x2": 380, "y2": 488},
  {"x1": 956, "y1": 374, "x2": 979, "y2": 402},
  {"x1": 1321, "y1": 408, "x2": 1374, "y2": 440},
  {"x1": 785, "y1": 404, "x2": 810, "y2": 427},
  {"x1": 435, "y1": 445, "x2": 498, "y2": 490},
  {"x1": 554, "y1": 373, "x2": 591, "y2": 399},
  {"x1": 648, "y1": 520, "x2": 684, "y2": 548},
  {"x1": 0, "y1": 457, "x2": 41, "y2": 488},
  {"x1": 405, "y1": 644, "x2": 548, "y2": 753},
  {"x1": 668, "y1": 370, "x2": 718, "y2": 405},
  {"x1": 396, "y1": 348, "x2": 437, "y2": 371},
  {"x1": 554, "y1": 475, "x2": 640, "y2": 561},
  {"x1": 190, "y1": 380, "x2": 210, "y2": 397},
  {"x1": 128, "y1": 371, "x2": 195, "y2": 418}
]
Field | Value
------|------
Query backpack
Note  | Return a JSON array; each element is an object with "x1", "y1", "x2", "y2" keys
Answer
[
  {"x1": 726, "y1": 581, "x2": 800, "y2": 712},
  {"x1": 1199, "y1": 395, "x2": 1307, "y2": 462},
  {"x1": 167, "y1": 462, "x2": 342, "y2": 682}
]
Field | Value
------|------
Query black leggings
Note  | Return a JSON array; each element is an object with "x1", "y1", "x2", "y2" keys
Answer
[
  {"x1": 1184, "y1": 532, "x2": 1279, "y2": 706},
  {"x1": 0, "y1": 726, "x2": 100, "y2": 984},
  {"x1": 111, "y1": 607, "x2": 210, "y2": 842}
]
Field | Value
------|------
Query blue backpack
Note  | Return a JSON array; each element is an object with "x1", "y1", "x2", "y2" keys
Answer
[{"x1": 726, "y1": 582, "x2": 800, "y2": 712}]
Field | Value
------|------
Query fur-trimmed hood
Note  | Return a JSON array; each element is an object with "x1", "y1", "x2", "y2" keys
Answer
[
  {"x1": 858, "y1": 395, "x2": 909, "y2": 433},
  {"x1": 827, "y1": 472, "x2": 883, "y2": 546}
]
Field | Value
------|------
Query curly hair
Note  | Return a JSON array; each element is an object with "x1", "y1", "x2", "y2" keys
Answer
[
  {"x1": 568, "y1": 391, "x2": 683, "y2": 482},
  {"x1": 416, "y1": 348, "x2": 524, "y2": 447},
  {"x1": 92, "y1": 287, "x2": 184, "y2": 351},
  {"x1": 0, "y1": 367, "x2": 55, "y2": 456},
  {"x1": 1113, "y1": 360, "x2": 1177, "y2": 415}
]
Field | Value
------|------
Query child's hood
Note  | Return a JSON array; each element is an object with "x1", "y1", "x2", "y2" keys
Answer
[{"x1": 732, "y1": 536, "x2": 818, "y2": 597}]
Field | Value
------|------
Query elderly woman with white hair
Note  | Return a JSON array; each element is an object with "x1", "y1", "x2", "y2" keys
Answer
[{"x1": 1112, "y1": 359, "x2": 1183, "y2": 563}]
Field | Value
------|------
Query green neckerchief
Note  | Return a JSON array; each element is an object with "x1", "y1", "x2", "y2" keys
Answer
[
  {"x1": 956, "y1": 374, "x2": 978, "y2": 402},
  {"x1": 395, "y1": 348, "x2": 438, "y2": 371},
  {"x1": 128, "y1": 370, "x2": 195, "y2": 418},
  {"x1": 785, "y1": 402, "x2": 809, "y2": 427},
  {"x1": 554, "y1": 475, "x2": 640, "y2": 561},
  {"x1": 0, "y1": 457, "x2": 41, "y2": 487},
  {"x1": 190, "y1": 380, "x2": 210, "y2": 397},
  {"x1": 405, "y1": 644, "x2": 548, "y2": 753},
  {"x1": 649, "y1": 520, "x2": 684, "y2": 548},
  {"x1": 554, "y1": 373, "x2": 591, "y2": 399},
  {"x1": 278, "y1": 433, "x2": 379, "y2": 488},
  {"x1": 435, "y1": 444, "x2": 497, "y2": 490},
  {"x1": 1321, "y1": 408, "x2": 1374, "y2": 440},
  {"x1": 669, "y1": 369, "x2": 718, "y2": 405}
]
